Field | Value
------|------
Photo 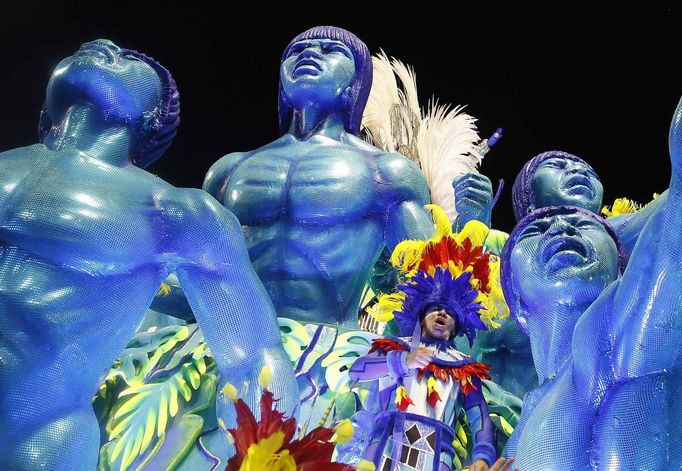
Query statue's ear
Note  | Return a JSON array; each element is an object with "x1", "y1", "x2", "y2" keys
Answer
[
  {"x1": 341, "y1": 85, "x2": 352, "y2": 105},
  {"x1": 141, "y1": 109, "x2": 159, "y2": 134},
  {"x1": 513, "y1": 297, "x2": 530, "y2": 337}
]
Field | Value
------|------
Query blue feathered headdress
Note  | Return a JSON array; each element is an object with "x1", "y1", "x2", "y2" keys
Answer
[{"x1": 394, "y1": 267, "x2": 488, "y2": 346}]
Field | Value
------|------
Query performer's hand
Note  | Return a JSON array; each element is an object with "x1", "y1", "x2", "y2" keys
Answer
[
  {"x1": 405, "y1": 347, "x2": 433, "y2": 369},
  {"x1": 484, "y1": 456, "x2": 517, "y2": 471}
]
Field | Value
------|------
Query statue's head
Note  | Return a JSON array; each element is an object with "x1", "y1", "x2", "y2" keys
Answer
[
  {"x1": 502, "y1": 206, "x2": 625, "y2": 335},
  {"x1": 39, "y1": 39, "x2": 180, "y2": 168},
  {"x1": 512, "y1": 151, "x2": 604, "y2": 221},
  {"x1": 278, "y1": 26, "x2": 372, "y2": 136}
]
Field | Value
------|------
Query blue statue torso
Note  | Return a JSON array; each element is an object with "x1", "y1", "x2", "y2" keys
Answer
[
  {"x1": 0, "y1": 144, "x2": 172, "y2": 467},
  {"x1": 207, "y1": 133, "x2": 431, "y2": 327}
]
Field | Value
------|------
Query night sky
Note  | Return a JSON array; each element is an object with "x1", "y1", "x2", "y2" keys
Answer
[{"x1": 1, "y1": 3, "x2": 680, "y2": 232}]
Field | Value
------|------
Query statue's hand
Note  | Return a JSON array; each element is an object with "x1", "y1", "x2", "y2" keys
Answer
[{"x1": 453, "y1": 172, "x2": 493, "y2": 228}]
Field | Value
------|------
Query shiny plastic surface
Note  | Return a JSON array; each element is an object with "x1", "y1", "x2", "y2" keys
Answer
[
  {"x1": 204, "y1": 26, "x2": 434, "y2": 328},
  {"x1": 500, "y1": 95, "x2": 682, "y2": 469},
  {"x1": 512, "y1": 150, "x2": 604, "y2": 222},
  {"x1": 0, "y1": 40, "x2": 297, "y2": 470}
]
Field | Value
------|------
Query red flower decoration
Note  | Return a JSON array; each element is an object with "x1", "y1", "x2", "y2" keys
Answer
[{"x1": 226, "y1": 390, "x2": 353, "y2": 471}]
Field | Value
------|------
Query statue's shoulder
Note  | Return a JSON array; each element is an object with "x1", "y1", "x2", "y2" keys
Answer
[
  {"x1": 341, "y1": 133, "x2": 385, "y2": 155},
  {"x1": 370, "y1": 148, "x2": 429, "y2": 203}
]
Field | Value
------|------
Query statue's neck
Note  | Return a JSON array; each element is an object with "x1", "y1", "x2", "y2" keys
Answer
[
  {"x1": 527, "y1": 301, "x2": 590, "y2": 384},
  {"x1": 288, "y1": 106, "x2": 346, "y2": 141},
  {"x1": 42, "y1": 104, "x2": 134, "y2": 167}
]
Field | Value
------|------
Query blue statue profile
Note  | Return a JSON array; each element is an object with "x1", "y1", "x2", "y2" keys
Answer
[
  {"x1": 500, "y1": 91, "x2": 682, "y2": 468},
  {"x1": 203, "y1": 26, "x2": 434, "y2": 328},
  {"x1": 0, "y1": 39, "x2": 297, "y2": 470}
]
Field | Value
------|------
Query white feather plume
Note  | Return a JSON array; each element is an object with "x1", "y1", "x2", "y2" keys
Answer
[
  {"x1": 362, "y1": 51, "x2": 400, "y2": 152},
  {"x1": 390, "y1": 57, "x2": 420, "y2": 119},
  {"x1": 361, "y1": 53, "x2": 484, "y2": 222},
  {"x1": 419, "y1": 100, "x2": 482, "y2": 222}
]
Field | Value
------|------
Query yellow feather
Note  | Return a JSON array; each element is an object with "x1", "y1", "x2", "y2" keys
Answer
[
  {"x1": 425, "y1": 204, "x2": 453, "y2": 238},
  {"x1": 369, "y1": 291, "x2": 405, "y2": 322},
  {"x1": 222, "y1": 382, "x2": 239, "y2": 402},
  {"x1": 454, "y1": 220, "x2": 490, "y2": 246},
  {"x1": 258, "y1": 366, "x2": 272, "y2": 390},
  {"x1": 391, "y1": 239, "x2": 427, "y2": 274}
]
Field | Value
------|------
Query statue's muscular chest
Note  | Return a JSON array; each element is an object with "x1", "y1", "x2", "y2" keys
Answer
[
  {"x1": 0, "y1": 157, "x2": 157, "y2": 270},
  {"x1": 225, "y1": 142, "x2": 377, "y2": 225}
]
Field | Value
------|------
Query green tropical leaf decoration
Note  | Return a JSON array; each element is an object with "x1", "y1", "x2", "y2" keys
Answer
[
  {"x1": 489, "y1": 414, "x2": 514, "y2": 436},
  {"x1": 481, "y1": 379, "x2": 522, "y2": 432},
  {"x1": 320, "y1": 330, "x2": 377, "y2": 393},
  {"x1": 278, "y1": 317, "x2": 311, "y2": 363},
  {"x1": 95, "y1": 323, "x2": 218, "y2": 471}
]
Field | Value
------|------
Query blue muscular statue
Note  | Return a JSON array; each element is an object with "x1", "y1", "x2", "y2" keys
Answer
[
  {"x1": 204, "y1": 26, "x2": 434, "y2": 328},
  {"x1": 458, "y1": 150, "x2": 666, "y2": 398},
  {"x1": 500, "y1": 92, "x2": 682, "y2": 468},
  {"x1": 0, "y1": 40, "x2": 297, "y2": 470}
]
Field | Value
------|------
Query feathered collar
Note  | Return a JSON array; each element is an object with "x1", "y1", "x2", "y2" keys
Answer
[{"x1": 369, "y1": 336, "x2": 491, "y2": 409}]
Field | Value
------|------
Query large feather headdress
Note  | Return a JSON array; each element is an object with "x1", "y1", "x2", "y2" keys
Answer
[
  {"x1": 368, "y1": 205, "x2": 509, "y2": 341},
  {"x1": 361, "y1": 52, "x2": 484, "y2": 222}
]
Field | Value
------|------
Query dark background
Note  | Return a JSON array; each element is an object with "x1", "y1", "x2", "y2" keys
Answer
[{"x1": 1, "y1": 3, "x2": 680, "y2": 232}]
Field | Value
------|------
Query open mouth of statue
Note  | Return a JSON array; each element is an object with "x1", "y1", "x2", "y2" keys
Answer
[
  {"x1": 543, "y1": 236, "x2": 593, "y2": 272},
  {"x1": 293, "y1": 59, "x2": 322, "y2": 77},
  {"x1": 562, "y1": 174, "x2": 594, "y2": 195}
]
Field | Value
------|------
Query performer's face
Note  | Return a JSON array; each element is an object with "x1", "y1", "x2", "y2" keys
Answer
[{"x1": 422, "y1": 309, "x2": 456, "y2": 340}]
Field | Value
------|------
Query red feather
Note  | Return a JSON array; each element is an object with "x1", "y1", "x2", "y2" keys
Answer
[
  {"x1": 369, "y1": 338, "x2": 409, "y2": 354},
  {"x1": 427, "y1": 389, "x2": 442, "y2": 408},
  {"x1": 397, "y1": 394, "x2": 415, "y2": 411}
]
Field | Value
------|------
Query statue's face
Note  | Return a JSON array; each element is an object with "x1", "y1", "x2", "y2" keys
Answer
[
  {"x1": 422, "y1": 308, "x2": 456, "y2": 340},
  {"x1": 46, "y1": 39, "x2": 161, "y2": 126},
  {"x1": 280, "y1": 38, "x2": 355, "y2": 110},
  {"x1": 530, "y1": 157, "x2": 604, "y2": 213},
  {"x1": 509, "y1": 212, "x2": 619, "y2": 313}
]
